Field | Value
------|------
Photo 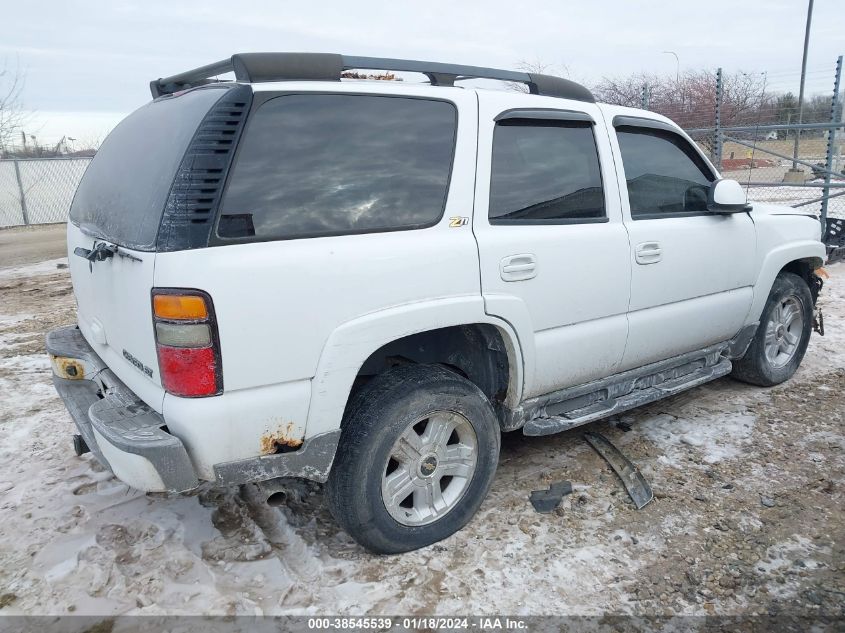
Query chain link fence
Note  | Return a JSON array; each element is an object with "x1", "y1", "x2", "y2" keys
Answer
[
  {"x1": 685, "y1": 121, "x2": 845, "y2": 221},
  {"x1": 0, "y1": 157, "x2": 91, "y2": 227}
]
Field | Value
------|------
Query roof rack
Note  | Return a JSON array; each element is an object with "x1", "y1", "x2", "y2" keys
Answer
[{"x1": 150, "y1": 52, "x2": 595, "y2": 103}]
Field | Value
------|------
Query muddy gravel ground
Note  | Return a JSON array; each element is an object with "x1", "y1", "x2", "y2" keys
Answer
[{"x1": 0, "y1": 252, "x2": 843, "y2": 620}]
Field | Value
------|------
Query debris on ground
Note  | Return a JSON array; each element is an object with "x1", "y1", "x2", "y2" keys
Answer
[
  {"x1": 529, "y1": 480, "x2": 573, "y2": 513},
  {"x1": 584, "y1": 431, "x2": 654, "y2": 510}
]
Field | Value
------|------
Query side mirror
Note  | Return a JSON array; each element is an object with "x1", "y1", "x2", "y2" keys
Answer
[{"x1": 708, "y1": 179, "x2": 751, "y2": 213}]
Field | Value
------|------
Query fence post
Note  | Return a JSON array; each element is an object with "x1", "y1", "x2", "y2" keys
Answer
[
  {"x1": 12, "y1": 159, "x2": 30, "y2": 226},
  {"x1": 820, "y1": 55, "x2": 843, "y2": 234},
  {"x1": 713, "y1": 68, "x2": 723, "y2": 168}
]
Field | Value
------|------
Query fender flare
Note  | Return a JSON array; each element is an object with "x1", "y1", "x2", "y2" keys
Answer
[
  {"x1": 745, "y1": 240, "x2": 825, "y2": 324},
  {"x1": 304, "y1": 296, "x2": 526, "y2": 436}
]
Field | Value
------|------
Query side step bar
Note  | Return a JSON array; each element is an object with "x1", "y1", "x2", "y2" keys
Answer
[{"x1": 523, "y1": 354, "x2": 732, "y2": 437}]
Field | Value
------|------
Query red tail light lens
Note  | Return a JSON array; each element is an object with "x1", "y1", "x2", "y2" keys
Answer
[
  {"x1": 152, "y1": 289, "x2": 222, "y2": 397},
  {"x1": 157, "y1": 346, "x2": 217, "y2": 396}
]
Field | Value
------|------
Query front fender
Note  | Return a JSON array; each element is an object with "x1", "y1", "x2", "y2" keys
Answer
[
  {"x1": 746, "y1": 239, "x2": 825, "y2": 323},
  {"x1": 304, "y1": 296, "x2": 525, "y2": 436}
]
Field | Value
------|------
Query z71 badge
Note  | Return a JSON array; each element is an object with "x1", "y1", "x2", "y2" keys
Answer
[{"x1": 449, "y1": 216, "x2": 469, "y2": 227}]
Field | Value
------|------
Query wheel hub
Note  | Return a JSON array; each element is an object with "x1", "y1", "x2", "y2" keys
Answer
[
  {"x1": 418, "y1": 454, "x2": 439, "y2": 477},
  {"x1": 764, "y1": 295, "x2": 804, "y2": 369},
  {"x1": 381, "y1": 411, "x2": 478, "y2": 527}
]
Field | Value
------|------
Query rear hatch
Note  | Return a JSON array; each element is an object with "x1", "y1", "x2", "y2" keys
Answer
[{"x1": 67, "y1": 87, "x2": 237, "y2": 409}]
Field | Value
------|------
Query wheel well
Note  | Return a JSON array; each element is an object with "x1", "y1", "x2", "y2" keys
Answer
[
  {"x1": 351, "y1": 324, "x2": 511, "y2": 424},
  {"x1": 780, "y1": 258, "x2": 823, "y2": 303}
]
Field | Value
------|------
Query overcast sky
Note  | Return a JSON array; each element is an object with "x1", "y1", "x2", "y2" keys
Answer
[{"x1": 3, "y1": 0, "x2": 843, "y2": 145}]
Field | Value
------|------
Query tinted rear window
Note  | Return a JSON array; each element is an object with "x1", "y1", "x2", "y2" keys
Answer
[
  {"x1": 216, "y1": 94, "x2": 457, "y2": 241},
  {"x1": 489, "y1": 120, "x2": 605, "y2": 222},
  {"x1": 70, "y1": 88, "x2": 226, "y2": 250}
]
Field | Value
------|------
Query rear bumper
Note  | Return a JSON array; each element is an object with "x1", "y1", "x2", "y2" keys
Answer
[{"x1": 46, "y1": 326, "x2": 198, "y2": 492}]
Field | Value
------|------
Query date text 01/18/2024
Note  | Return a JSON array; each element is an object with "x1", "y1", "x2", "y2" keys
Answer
[{"x1": 306, "y1": 617, "x2": 528, "y2": 630}]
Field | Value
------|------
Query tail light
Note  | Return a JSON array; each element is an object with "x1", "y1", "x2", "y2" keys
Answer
[{"x1": 152, "y1": 289, "x2": 222, "y2": 397}]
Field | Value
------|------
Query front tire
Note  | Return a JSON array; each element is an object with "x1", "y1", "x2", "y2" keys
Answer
[
  {"x1": 326, "y1": 364, "x2": 500, "y2": 554},
  {"x1": 732, "y1": 272, "x2": 814, "y2": 387}
]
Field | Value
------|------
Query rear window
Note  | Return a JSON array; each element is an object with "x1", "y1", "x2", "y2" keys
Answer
[
  {"x1": 69, "y1": 88, "x2": 226, "y2": 250},
  {"x1": 215, "y1": 94, "x2": 457, "y2": 241}
]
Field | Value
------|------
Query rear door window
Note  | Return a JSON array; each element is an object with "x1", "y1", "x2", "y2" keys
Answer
[
  {"x1": 69, "y1": 88, "x2": 227, "y2": 250},
  {"x1": 216, "y1": 94, "x2": 457, "y2": 241},
  {"x1": 489, "y1": 120, "x2": 605, "y2": 223}
]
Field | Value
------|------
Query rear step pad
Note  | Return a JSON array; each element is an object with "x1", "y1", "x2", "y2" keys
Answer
[{"x1": 523, "y1": 357, "x2": 732, "y2": 436}]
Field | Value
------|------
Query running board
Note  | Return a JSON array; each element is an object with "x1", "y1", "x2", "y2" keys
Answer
[{"x1": 523, "y1": 356, "x2": 732, "y2": 437}]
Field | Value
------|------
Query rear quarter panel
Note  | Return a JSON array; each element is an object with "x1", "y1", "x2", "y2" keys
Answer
[{"x1": 154, "y1": 85, "x2": 486, "y2": 470}]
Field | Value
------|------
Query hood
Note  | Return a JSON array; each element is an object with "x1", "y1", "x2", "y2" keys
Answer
[{"x1": 748, "y1": 201, "x2": 819, "y2": 219}]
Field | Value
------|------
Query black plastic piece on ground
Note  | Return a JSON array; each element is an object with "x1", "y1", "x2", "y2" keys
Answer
[
  {"x1": 529, "y1": 480, "x2": 573, "y2": 513},
  {"x1": 72, "y1": 434, "x2": 90, "y2": 456},
  {"x1": 584, "y1": 431, "x2": 654, "y2": 510}
]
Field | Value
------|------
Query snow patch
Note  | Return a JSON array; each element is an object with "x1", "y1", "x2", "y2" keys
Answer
[
  {"x1": 0, "y1": 257, "x2": 68, "y2": 280},
  {"x1": 640, "y1": 411, "x2": 756, "y2": 465}
]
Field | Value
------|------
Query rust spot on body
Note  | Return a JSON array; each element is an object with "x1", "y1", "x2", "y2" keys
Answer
[
  {"x1": 260, "y1": 421, "x2": 303, "y2": 454},
  {"x1": 51, "y1": 355, "x2": 84, "y2": 380}
]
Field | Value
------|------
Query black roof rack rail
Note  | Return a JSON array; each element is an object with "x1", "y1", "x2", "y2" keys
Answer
[{"x1": 150, "y1": 52, "x2": 595, "y2": 103}]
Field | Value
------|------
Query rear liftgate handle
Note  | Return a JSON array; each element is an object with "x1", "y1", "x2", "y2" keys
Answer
[{"x1": 500, "y1": 253, "x2": 537, "y2": 282}]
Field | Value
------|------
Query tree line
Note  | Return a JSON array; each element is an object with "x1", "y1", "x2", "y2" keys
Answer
[{"x1": 592, "y1": 70, "x2": 840, "y2": 138}]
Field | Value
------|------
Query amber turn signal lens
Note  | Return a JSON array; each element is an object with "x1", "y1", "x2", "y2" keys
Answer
[{"x1": 153, "y1": 294, "x2": 208, "y2": 320}]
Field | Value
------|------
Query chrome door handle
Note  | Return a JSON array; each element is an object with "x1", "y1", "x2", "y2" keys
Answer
[
  {"x1": 500, "y1": 254, "x2": 537, "y2": 281},
  {"x1": 635, "y1": 242, "x2": 662, "y2": 265}
]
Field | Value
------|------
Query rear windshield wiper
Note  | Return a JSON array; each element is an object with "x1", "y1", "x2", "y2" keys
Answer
[
  {"x1": 74, "y1": 242, "x2": 118, "y2": 271},
  {"x1": 74, "y1": 241, "x2": 117, "y2": 262}
]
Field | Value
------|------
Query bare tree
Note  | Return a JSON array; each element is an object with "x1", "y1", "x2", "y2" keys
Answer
[
  {"x1": 0, "y1": 60, "x2": 27, "y2": 156},
  {"x1": 516, "y1": 59, "x2": 571, "y2": 78},
  {"x1": 592, "y1": 69, "x2": 770, "y2": 129},
  {"x1": 505, "y1": 59, "x2": 572, "y2": 92}
]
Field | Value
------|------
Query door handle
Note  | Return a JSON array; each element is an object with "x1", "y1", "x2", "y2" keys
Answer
[
  {"x1": 635, "y1": 242, "x2": 662, "y2": 265},
  {"x1": 500, "y1": 254, "x2": 537, "y2": 281}
]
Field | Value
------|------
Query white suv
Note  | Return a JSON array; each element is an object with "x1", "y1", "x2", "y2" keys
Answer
[{"x1": 48, "y1": 53, "x2": 827, "y2": 553}]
